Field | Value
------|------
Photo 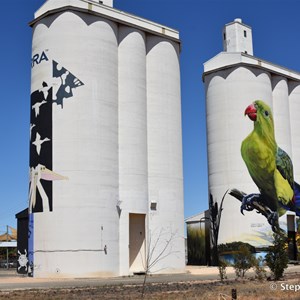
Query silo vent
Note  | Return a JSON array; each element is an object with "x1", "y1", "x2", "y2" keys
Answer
[
  {"x1": 234, "y1": 18, "x2": 242, "y2": 23},
  {"x1": 150, "y1": 201, "x2": 157, "y2": 210}
]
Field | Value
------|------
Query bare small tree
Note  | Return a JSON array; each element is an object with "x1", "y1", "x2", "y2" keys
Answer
[{"x1": 141, "y1": 227, "x2": 181, "y2": 298}]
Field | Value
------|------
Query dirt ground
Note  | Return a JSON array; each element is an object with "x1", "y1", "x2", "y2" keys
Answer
[{"x1": 1, "y1": 274, "x2": 300, "y2": 300}]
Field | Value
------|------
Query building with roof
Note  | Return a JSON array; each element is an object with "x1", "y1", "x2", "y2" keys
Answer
[
  {"x1": 203, "y1": 18, "x2": 299, "y2": 260},
  {"x1": 26, "y1": 0, "x2": 184, "y2": 277}
]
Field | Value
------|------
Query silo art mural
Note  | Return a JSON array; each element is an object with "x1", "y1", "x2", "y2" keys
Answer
[
  {"x1": 204, "y1": 18, "x2": 300, "y2": 262},
  {"x1": 230, "y1": 101, "x2": 300, "y2": 232},
  {"x1": 28, "y1": 51, "x2": 84, "y2": 276}
]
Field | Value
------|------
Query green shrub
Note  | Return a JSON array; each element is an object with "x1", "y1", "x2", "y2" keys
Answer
[
  {"x1": 218, "y1": 258, "x2": 228, "y2": 281},
  {"x1": 265, "y1": 233, "x2": 289, "y2": 280},
  {"x1": 253, "y1": 256, "x2": 267, "y2": 281},
  {"x1": 233, "y1": 244, "x2": 255, "y2": 278}
]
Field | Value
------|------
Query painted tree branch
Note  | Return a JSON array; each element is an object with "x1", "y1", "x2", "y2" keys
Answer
[
  {"x1": 229, "y1": 188, "x2": 283, "y2": 233},
  {"x1": 209, "y1": 190, "x2": 228, "y2": 266}
]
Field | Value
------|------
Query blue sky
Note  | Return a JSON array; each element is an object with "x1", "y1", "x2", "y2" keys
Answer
[{"x1": 1, "y1": 0, "x2": 300, "y2": 234}]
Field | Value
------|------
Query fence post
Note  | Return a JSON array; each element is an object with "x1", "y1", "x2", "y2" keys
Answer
[{"x1": 232, "y1": 288, "x2": 237, "y2": 299}]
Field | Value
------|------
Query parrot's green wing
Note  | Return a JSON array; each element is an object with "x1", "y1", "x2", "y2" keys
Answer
[
  {"x1": 276, "y1": 147, "x2": 294, "y2": 190},
  {"x1": 275, "y1": 147, "x2": 296, "y2": 213}
]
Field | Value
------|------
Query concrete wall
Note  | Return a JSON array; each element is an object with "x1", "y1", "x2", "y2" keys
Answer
[
  {"x1": 118, "y1": 25, "x2": 148, "y2": 275},
  {"x1": 29, "y1": 5, "x2": 184, "y2": 277},
  {"x1": 205, "y1": 62, "x2": 300, "y2": 247},
  {"x1": 272, "y1": 76, "x2": 292, "y2": 156},
  {"x1": 205, "y1": 66, "x2": 273, "y2": 247},
  {"x1": 289, "y1": 82, "x2": 300, "y2": 181},
  {"x1": 146, "y1": 36, "x2": 185, "y2": 273},
  {"x1": 223, "y1": 19, "x2": 253, "y2": 55},
  {"x1": 31, "y1": 11, "x2": 119, "y2": 277}
]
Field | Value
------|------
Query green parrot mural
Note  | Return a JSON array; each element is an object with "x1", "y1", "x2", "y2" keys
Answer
[{"x1": 231, "y1": 100, "x2": 300, "y2": 233}]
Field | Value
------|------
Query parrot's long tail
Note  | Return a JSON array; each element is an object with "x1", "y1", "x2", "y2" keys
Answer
[{"x1": 293, "y1": 181, "x2": 300, "y2": 217}]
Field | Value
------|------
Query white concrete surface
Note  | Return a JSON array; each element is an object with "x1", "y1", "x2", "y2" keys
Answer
[
  {"x1": 204, "y1": 19, "x2": 300, "y2": 248},
  {"x1": 118, "y1": 25, "x2": 148, "y2": 275},
  {"x1": 223, "y1": 18, "x2": 253, "y2": 55},
  {"x1": 29, "y1": 0, "x2": 184, "y2": 278},
  {"x1": 146, "y1": 35, "x2": 185, "y2": 274},
  {"x1": 31, "y1": 0, "x2": 179, "y2": 41}
]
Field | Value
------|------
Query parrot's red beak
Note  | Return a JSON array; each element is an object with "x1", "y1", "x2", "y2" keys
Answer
[{"x1": 244, "y1": 103, "x2": 257, "y2": 121}]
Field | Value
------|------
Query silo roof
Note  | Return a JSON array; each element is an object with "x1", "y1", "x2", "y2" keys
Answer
[
  {"x1": 203, "y1": 52, "x2": 300, "y2": 82},
  {"x1": 29, "y1": 0, "x2": 180, "y2": 43}
]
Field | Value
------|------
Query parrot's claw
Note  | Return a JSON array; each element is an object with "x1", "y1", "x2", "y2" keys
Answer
[
  {"x1": 267, "y1": 211, "x2": 280, "y2": 232},
  {"x1": 240, "y1": 193, "x2": 261, "y2": 215}
]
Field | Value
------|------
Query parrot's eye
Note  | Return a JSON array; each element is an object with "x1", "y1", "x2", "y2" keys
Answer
[{"x1": 264, "y1": 110, "x2": 269, "y2": 117}]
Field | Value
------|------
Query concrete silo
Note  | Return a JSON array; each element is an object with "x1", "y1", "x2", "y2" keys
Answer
[
  {"x1": 289, "y1": 82, "x2": 300, "y2": 181},
  {"x1": 27, "y1": 0, "x2": 184, "y2": 277},
  {"x1": 146, "y1": 35, "x2": 184, "y2": 272},
  {"x1": 203, "y1": 19, "x2": 300, "y2": 253}
]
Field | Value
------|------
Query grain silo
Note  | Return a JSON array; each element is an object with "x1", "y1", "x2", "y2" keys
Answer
[
  {"x1": 203, "y1": 18, "x2": 300, "y2": 257},
  {"x1": 27, "y1": 0, "x2": 184, "y2": 277}
]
